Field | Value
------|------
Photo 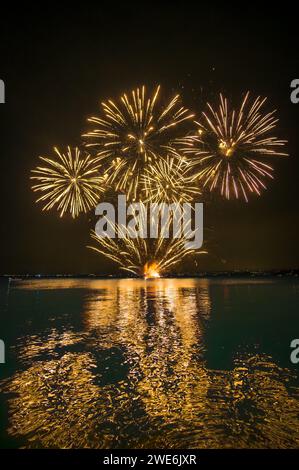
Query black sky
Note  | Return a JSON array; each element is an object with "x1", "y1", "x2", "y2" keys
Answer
[{"x1": 0, "y1": 5, "x2": 299, "y2": 274}]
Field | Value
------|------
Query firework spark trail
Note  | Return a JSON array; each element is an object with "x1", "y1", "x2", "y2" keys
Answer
[
  {"x1": 177, "y1": 92, "x2": 288, "y2": 201},
  {"x1": 31, "y1": 146, "x2": 106, "y2": 218},
  {"x1": 141, "y1": 155, "x2": 200, "y2": 204},
  {"x1": 83, "y1": 85, "x2": 194, "y2": 201},
  {"x1": 89, "y1": 207, "x2": 206, "y2": 277}
]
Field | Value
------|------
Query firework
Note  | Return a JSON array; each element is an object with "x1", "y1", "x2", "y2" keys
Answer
[
  {"x1": 31, "y1": 146, "x2": 106, "y2": 218},
  {"x1": 89, "y1": 208, "x2": 206, "y2": 278},
  {"x1": 177, "y1": 92, "x2": 288, "y2": 201},
  {"x1": 141, "y1": 155, "x2": 199, "y2": 204},
  {"x1": 89, "y1": 230, "x2": 204, "y2": 278},
  {"x1": 143, "y1": 262, "x2": 161, "y2": 279},
  {"x1": 83, "y1": 85, "x2": 194, "y2": 200}
]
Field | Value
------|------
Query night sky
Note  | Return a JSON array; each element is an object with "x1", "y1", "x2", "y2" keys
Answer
[{"x1": 1, "y1": 5, "x2": 299, "y2": 274}]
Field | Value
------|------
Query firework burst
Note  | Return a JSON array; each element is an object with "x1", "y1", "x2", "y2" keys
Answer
[
  {"x1": 83, "y1": 85, "x2": 194, "y2": 200},
  {"x1": 89, "y1": 208, "x2": 206, "y2": 278},
  {"x1": 89, "y1": 230, "x2": 204, "y2": 278},
  {"x1": 31, "y1": 146, "x2": 106, "y2": 218},
  {"x1": 178, "y1": 92, "x2": 288, "y2": 201},
  {"x1": 141, "y1": 155, "x2": 200, "y2": 204}
]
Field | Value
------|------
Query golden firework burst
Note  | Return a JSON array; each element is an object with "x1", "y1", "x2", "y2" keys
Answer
[
  {"x1": 89, "y1": 207, "x2": 206, "y2": 278},
  {"x1": 177, "y1": 92, "x2": 288, "y2": 201},
  {"x1": 89, "y1": 229, "x2": 204, "y2": 277},
  {"x1": 31, "y1": 146, "x2": 106, "y2": 218},
  {"x1": 83, "y1": 85, "x2": 194, "y2": 200},
  {"x1": 141, "y1": 155, "x2": 199, "y2": 204}
]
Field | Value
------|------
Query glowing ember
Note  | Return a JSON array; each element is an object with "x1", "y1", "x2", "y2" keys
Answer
[{"x1": 143, "y1": 262, "x2": 161, "y2": 279}]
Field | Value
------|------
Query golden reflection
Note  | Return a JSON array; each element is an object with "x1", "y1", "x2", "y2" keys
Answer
[
  {"x1": 16, "y1": 329, "x2": 83, "y2": 363},
  {"x1": 4, "y1": 353, "x2": 101, "y2": 448},
  {"x1": 1, "y1": 279, "x2": 299, "y2": 448}
]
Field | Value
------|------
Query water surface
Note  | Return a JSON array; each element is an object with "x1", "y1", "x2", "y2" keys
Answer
[{"x1": 0, "y1": 277, "x2": 299, "y2": 448}]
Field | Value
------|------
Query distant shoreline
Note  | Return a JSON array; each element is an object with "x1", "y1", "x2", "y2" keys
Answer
[{"x1": 1, "y1": 270, "x2": 299, "y2": 280}]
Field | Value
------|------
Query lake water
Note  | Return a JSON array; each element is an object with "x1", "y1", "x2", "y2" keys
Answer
[{"x1": 0, "y1": 277, "x2": 299, "y2": 449}]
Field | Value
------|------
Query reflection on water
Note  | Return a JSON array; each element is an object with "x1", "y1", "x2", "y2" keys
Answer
[{"x1": 0, "y1": 278, "x2": 299, "y2": 448}]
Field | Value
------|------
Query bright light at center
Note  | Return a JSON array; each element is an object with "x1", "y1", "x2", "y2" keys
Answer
[{"x1": 143, "y1": 262, "x2": 161, "y2": 279}]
